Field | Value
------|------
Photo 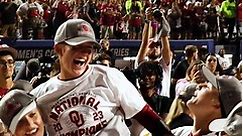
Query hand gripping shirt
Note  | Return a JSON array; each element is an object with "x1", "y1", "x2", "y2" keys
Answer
[{"x1": 30, "y1": 65, "x2": 146, "y2": 136}]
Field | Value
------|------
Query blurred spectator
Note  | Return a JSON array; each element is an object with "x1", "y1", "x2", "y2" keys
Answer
[
  {"x1": 42, "y1": 2, "x2": 53, "y2": 39},
  {"x1": 99, "y1": 0, "x2": 116, "y2": 39},
  {"x1": 136, "y1": 61, "x2": 173, "y2": 118},
  {"x1": 172, "y1": 45, "x2": 198, "y2": 98},
  {"x1": 78, "y1": 0, "x2": 100, "y2": 38},
  {"x1": 167, "y1": 1, "x2": 182, "y2": 39},
  {"x1": 99, "y1": 38, "x2": 116, "y2": 67},
  {"x1": 165, "y1": 83, "x2": 197, "y2": 129},
  {"x1": 129, "y1": 60, "x2": 173, "y2": 136},
  {"x1": 192, "y1": 1, "x2": 207, "y2": 39},
  {"x1": 125, "y1": 0, "x2": 143, "y2": 15},
  {"x1": 0, "y1": 89, "x2": 45, "y2": 136},
  {"x1": 0, "y1": 0, "x2": 18, "y2": 38},
  {"x1": 172, "y1": 66, "x2": 241, "y2": 136},
  {"x1": 219, "y1": 0, "x2": 237, "y2": 40},
  {"x1": 205, "y1": 0, "x2": 220, "y2": 40},
  {"x1": 216, "y1": 47, "x2": 231, "y2": 70},
  {"x1": 114, "y1": 4, "x2": 129, "y2": 39},
  {"x1": 135, "y1": 9, "x2": 172, "y2": 97},
  {"x1": 0, "y1": 44, "x2": 17, "y2": 99},
  {"x1": 95, "y1": 52, "x2": 112, "y2": 67},
  {"x1": 16, "y1": 0, "x2": 45, "y2": 39},
  {"x1": 209, "y1": 101, "x2": 242, "y2": 136},
  {"x1": 181, "y1": 1, "x2": 194, "y2": 39},
  {"x1": 128, "y1": 0, "x2": 143, "y2": 39},
  {"x1": 205, "y1": 53, "x2": 223, "y2": 75},
  {"x1": 172, "y1": 45, "x2": 198, "y2": 85},
  {"x1": 175, "y1": 60, "x2": 205, "y2": 97},
  {"x1": 51, "y1": 0, "x2": 72, "y2": 36}
]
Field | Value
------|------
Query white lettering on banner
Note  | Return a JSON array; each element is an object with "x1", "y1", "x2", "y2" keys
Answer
[
  {"x1": 45, "y1": 49, "x2": 55, "y2": 56},
  {"x1": 110, "y1": 48, "x2": 129, "y2": 57},
  {"x1": 17, "y1": 49, "x2": 55, "y2": 59}
]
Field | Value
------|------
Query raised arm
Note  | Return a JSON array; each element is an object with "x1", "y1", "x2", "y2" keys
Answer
[
  {"x1": 135, "y1": 9, "x2": 153, "y2": 67},
  {"x1": 159, "y1": 11, "x2": 172, "y2": 66}
]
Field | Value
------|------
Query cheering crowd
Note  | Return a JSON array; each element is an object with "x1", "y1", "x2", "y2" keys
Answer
[
  {"x1": 0, "y1": 0, "x2": 241, "y2": 136},
  {"x1": 0, "y1": 0, "x2": 241, "y2": 41}
]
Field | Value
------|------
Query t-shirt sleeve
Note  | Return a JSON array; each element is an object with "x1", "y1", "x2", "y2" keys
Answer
[{"x1": 107, "y1": 68, "x2": 146, "y2": 119}]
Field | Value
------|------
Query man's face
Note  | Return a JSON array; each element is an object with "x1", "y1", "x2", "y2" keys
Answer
[
  {"x1": 56, "y1": 42, "x2": 94, "y2": 80},
  {"x1": 147, "y1": 42, "x2": 161, "y2": 60},
  {"x1": 138, "y1": 72, "x2": 157, "y2": 89},
  {"x1": 0, "y1": 55, "x2": 15, "y2": 80},
  {"x1": 206, "y1": 55, "x2": 217, "y2": 73},
  {"x1": 187, "y1": 83, "x2": 221, "y2": 117},
  {"x1": 193, "y1": 50, "x2": 198, "y2": 61},
  {"x1": 15, "y1": 109, "x2": 45, "y2": 136}
]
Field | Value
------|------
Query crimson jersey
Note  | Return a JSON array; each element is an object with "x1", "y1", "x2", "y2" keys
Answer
[
  {"x1": 0, "y1": 88, "x2": 8, "y2": 99},
  {"x1": 100, "y1": 3, "x2": 116, "y2": 26}
]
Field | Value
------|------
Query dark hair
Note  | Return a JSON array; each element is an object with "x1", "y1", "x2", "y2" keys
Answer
[
  {"x1": 204, "y1": 53, "x2": 223, "y2": 75},
  {"x1": 0, "y1": 51, "x2": 14, "y2": 58},
  {"x1": 97, "y1": 53, "x2": 111, "y2": 62},
  {"x1": 184, "y1": 45, "x2": 198, "y2": 58},
  {"x1": 136, "y1": 61, "x2": 163, "y2": 85}
]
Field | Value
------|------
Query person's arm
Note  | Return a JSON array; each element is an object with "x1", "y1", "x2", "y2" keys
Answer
[
  {"x1": 161, "y1": 36, "x2": 172, "y2": 66},
  {"x1": 135, "y1": 9, "x2": 153, "y2": 67},
  {"x1": 135, "y1": 20, "x2": 150, "y2": 66},
  {"x1": 133, "y1": 104, "x2": 173, "y2": 136},
  {"x1": 160, "y1": 13, "x2": 172, "y2": 66}
]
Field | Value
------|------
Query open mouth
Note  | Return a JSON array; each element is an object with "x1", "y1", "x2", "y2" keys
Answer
[
  {"x1": 25, "y1": 128, "x2": 38, "y2": 136},
  {"x1": 73, "y1": 59, "x2": 86, "y2": 67}
]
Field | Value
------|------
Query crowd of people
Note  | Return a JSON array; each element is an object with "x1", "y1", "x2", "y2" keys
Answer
[
  {"x1": 0, "y1": 0, "x2": 241, "y2": 41},
  {"x1": 0, "y1": 0, "x2": 241, "y2": 136}
]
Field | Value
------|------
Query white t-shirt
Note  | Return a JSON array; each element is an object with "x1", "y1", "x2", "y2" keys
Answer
[
  {"x1": 31, "y1": 65, "x2": 146, "y2": 136},
  {"x1": 216, "y1": 54, "x2": 231, "y2": 70}
]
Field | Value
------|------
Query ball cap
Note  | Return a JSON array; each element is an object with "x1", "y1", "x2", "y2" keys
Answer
[
  {"x1": 0, "y1": 44, "x2": 17, "y2": 59},
  {"x1": 201, "y1": 66, "x2": 242, "y2": 117},
  {"x1": 0, "y1": 89, "x2": 36, "y2": 133},
  {"x1": 54, "y1": 19, "x2": 100, "y2": 47},
  {"x1": 209, "y1": 102, "x2": 242, "y2": 136}
]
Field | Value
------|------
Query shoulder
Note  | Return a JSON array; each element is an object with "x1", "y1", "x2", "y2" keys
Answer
[
  {"x1": 91, "y1": 64, "x2": 121, "y2": 74},
  {"x1": 91, "y1": 64, "x2": 126, "y2": 80},
  {"x1": 30, "y1": 76, "x2": 57, "y2": 97}
]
